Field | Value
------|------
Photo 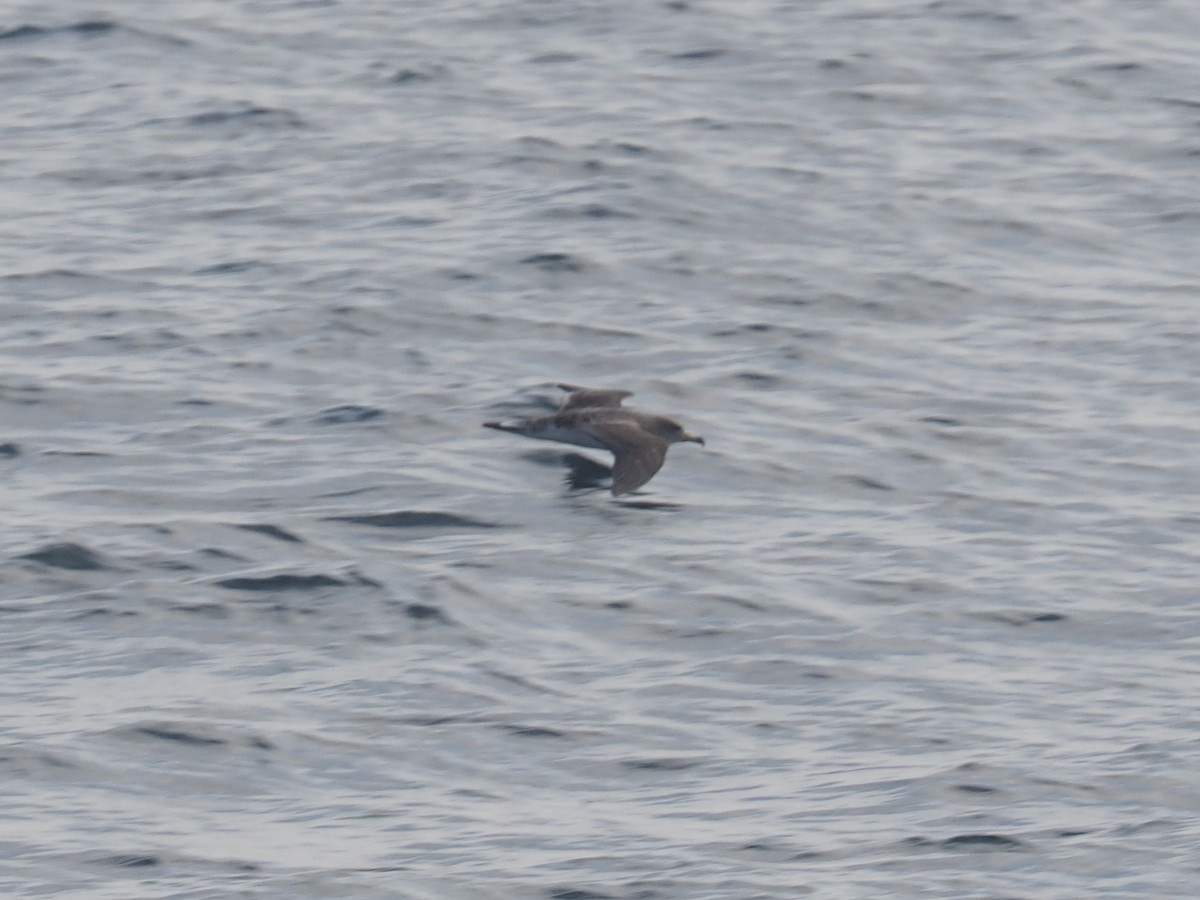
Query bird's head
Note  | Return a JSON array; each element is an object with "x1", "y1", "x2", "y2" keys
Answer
[{"x1": 651, "y1": 416, "x2": 705, "y2": 446}]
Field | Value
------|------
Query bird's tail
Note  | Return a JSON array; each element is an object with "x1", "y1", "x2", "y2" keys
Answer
[{"x1": 483, "y1": 420, "x2": 523, "y2": 434}]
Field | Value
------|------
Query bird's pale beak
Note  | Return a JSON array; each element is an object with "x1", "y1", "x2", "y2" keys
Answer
[{"x1": 687, "y1": 433, "x2": 705, "y2": 446}]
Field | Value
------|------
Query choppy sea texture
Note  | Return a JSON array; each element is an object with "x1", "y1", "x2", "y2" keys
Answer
[{"x1": 3, "y1": 0, "x2": 1200, "y2": 897}]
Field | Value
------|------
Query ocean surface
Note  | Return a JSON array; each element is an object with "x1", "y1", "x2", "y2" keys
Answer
[{"x1": 3, "y1": 1, "x2": 1199, "y2": 897}]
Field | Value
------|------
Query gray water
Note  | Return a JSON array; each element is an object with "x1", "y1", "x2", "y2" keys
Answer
[{"x1": 3, "y1": 1, "x2": 1199, "y2": 897}]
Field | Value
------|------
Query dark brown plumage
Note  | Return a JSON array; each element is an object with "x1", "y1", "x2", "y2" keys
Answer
[{"x1": 484, "y1": 384, "x2": 704, "y2": 495}]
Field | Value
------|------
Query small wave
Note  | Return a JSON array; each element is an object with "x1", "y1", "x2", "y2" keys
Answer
[
  {"x1": 327, "y1": 511, "x2": 499, "y2": 529},
  {"x1": 0, "y1": 21, "x2": 116, "y2": 41},
  {"x1": 18, "y1": 542, "x2": 110, "y2": 571},
  {"x1": 215, "y1": 573, "x2": 345, "y2": 591}
]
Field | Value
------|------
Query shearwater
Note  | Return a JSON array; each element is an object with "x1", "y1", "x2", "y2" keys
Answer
[{"x1": 484, "y1": 384, "x2": 705, "y2": 495}]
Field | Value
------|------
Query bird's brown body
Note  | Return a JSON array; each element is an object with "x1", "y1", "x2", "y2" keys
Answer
[{"x1": 484, "y1": 384, "x2": 704, "y2": 495}]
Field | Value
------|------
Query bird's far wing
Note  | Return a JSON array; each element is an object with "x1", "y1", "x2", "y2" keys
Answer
[
  {"x1": 594, "y1": 423, "x2": 668, "y2": 495},
  {"x1": 556, "y1": 384, "x2": 633, "y2": 411}
]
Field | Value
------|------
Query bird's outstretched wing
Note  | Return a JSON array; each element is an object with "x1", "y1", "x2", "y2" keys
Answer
[
  {"x1": 555, "y1": 384, "x2": 633, "y2": 412},
  {"x1": 589, "y1": 422, "x2": 668, "y2": 495}
]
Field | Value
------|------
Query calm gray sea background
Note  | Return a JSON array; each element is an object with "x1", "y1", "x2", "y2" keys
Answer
[{"x1": 3, "y1": 1, "x2": 1199, "y2": 897}]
